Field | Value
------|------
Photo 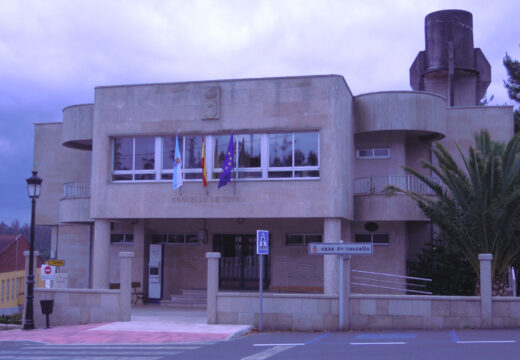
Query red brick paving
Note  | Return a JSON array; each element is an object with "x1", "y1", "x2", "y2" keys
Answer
[{"x1": 0, "y1": 323, "x2": 229, "y2": 344}]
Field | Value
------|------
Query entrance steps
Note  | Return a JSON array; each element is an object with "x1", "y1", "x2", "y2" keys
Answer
[{"x1": 160, "y1": 289, "x2": 207, "y2": 309}]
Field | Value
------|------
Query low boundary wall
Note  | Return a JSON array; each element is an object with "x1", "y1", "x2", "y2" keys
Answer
[
  {"x1": 209, "y1": 252, "x2": 520, "y2": 331},
  {"x1": 33, "y1": 288, "x2": 120, "y2": 328}
]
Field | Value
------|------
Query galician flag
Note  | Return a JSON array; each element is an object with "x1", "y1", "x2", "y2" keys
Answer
[
  {"x1": 201, "y1": 136, "x2": 207, "y2": 188},
  {"x1": 218, "y1": 133, "x2": 234, "y2": 188},
  {"x1": 173, "y1": 136, "x2": 183, "y2": 189}
]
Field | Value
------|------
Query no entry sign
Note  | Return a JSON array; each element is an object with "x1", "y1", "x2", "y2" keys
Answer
[{"x1": 41, "y1": 264, "x2": 55, "y2": 280}]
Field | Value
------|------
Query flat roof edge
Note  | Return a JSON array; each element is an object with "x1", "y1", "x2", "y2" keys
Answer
[{"x1": 94, "y1": 74, "x2": 349, "y2": 90}]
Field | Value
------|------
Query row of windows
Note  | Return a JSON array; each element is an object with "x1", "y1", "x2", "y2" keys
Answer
[
  {"x1": 110, "y1": 233, "x2": 389, "y2": 246},
  {"x1": 112, "y1": 132, "x2": 320, "y2": 182}
]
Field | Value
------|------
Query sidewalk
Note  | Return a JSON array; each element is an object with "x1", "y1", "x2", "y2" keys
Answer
[{"x1": 0, "y1": 305, "x2": 252, "y2": 344}]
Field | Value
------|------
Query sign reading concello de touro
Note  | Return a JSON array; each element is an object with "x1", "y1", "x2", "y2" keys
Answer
[{"x1": 308, "y1": 243, "x2": 373, "y2": 255}]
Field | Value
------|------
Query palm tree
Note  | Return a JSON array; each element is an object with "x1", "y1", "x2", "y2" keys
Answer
[{"x1": 389, "y1": 130, "x2": 520, "y2": 295}]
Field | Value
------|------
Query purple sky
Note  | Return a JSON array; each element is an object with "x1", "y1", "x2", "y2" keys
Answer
[{"x1": 1, "y1": 0, "x2": 519, "y2": 224}]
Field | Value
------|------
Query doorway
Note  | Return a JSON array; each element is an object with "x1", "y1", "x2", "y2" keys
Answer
[{"x1": 213, "y1": 234, "x2": 269, "y2": 290}]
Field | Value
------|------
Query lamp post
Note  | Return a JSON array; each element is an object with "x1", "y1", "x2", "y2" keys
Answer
[{"x1": 23, "y1": 171, "x2": 42, "y2": 330}]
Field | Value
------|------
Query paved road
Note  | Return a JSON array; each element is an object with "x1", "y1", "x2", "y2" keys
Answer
[{"x1": 2, "y1": 329, "x2": 520, "y2": 359}]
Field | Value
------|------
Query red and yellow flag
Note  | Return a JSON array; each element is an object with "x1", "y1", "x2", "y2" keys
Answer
[{"x1": 201, "y1": 136, "x2": 207, "y2": 188}]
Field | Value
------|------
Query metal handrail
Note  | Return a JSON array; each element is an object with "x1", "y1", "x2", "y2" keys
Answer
[
  {"x1": 63, "y1": 181, "x2": 91, "y2": 199},
  {"x1": 351, "y1": 269, "x2": 432, "y2": 295}
]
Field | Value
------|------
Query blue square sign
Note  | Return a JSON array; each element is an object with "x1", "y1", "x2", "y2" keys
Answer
[{"x1": 256, "y1": 230, "x2": 269, "y2": 255}]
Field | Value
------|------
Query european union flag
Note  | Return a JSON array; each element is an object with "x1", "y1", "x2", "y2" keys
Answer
[{"x1": 218, "y1": 133, "x2": 234, "y2": 188}]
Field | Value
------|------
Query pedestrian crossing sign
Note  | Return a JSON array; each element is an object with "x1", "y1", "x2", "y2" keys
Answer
[{"x1": 256, "y1": 230, "x2": 269, "y2": 255}]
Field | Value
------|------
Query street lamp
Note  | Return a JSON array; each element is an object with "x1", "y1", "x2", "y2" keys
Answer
[{"x1": 23, "y1": 171, "x2": 42, "y2": 330}]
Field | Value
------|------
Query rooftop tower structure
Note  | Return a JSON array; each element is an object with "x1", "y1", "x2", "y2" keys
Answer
[{"x1": 410, "y1": 9, "x2": 491, "y2": 106}]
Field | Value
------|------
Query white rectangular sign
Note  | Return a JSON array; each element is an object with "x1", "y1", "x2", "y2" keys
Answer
[
  {"x1": 308, "y1": 243, "x2": 373, "y2": 255},
  {"x1": 41, "y1": 264, "x2": 55, "y2": 280}
]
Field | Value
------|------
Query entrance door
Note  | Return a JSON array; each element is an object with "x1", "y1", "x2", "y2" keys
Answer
[{"x1": 213, "y1": 234, "x2": 269, "y2": 290}]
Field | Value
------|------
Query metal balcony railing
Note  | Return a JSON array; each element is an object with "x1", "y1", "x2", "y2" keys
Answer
[
  {"x1": 63, "y1": 181, "x2": 91, "y2": 199},
  {"x1": 354, "y1": 175, "x2": 441, "y2": 195}
]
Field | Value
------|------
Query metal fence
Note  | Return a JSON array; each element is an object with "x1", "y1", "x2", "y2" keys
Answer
[
  {"x1": 63, "y1": 181, "x2": 91, "y2": 199},
  {"x1": 351, "y1": 269, "x2": 432, "y2": 295},
  {"x1": 354, "y1": 175, "x2": 441, "y2": 195}
]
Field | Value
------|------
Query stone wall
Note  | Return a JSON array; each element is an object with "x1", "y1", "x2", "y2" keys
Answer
[
  {"x1": 350, "y1": 294, "x2": 483, "y2": 330},
  {"x1": 33, "y1": 288, "x2": 120, "y2": 329},
  {"x1": 216, "y1": 292, "x2": 520, "y2": 331},
  {"x1": 216, "y1": 292, "x2": 338, "y2": 331}
]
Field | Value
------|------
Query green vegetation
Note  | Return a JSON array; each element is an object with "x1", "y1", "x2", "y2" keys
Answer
[
  {"x1": 390, "y1": 130, "x2": 520, "y2": 294},
  {"x1": 503, "y1": 53, "x2": 520, "y2": 133}
]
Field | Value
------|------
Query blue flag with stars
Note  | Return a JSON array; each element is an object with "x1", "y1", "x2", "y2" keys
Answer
[{"x1": 218, "y1": 133, "x2": 234, "y2": 188}]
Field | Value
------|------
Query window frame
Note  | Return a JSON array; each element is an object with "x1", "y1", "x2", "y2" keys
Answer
[
  {"x1": 356, "y1": 148, "x2": 390, "y2": 159},
  {"x1": 285, "y1": 233, "x2": 323, "y2": 246},
  {"x1": 268, "y1": 132, "x2": 320, "y2": 179},
  {"x1": 151, "y1": 233, "x2": 199, "y2": 245},
  {"x1": 111, "y1": 131, "x2": 320, "y2": 183},
  {"x1": 354, "y1": 233, "x2": 389, "y2": 246},
  {"x1": 110, "y1": 233, "x2": 134, "y2": 245}
]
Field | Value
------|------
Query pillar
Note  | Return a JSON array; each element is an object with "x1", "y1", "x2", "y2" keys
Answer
[
  {"x1": 119, "y1": 251, "x2": 134, "y2": 321},
  {"x1": 92, "y1": 220, "x2": 110, "y2": 289},
  {"x1": 342, "y1": 255, "x2": 351, "y2": 330},
  {"x1": 479, "y1": 253, "x2": 493, "y2": 328},
  {"x1": 206, "y1": 252, "x2": 221, "y2": 324},
  {"x1": 133, "y1": 220, "x2": 145, "y2": 290},
  {"x1": 324, "y1": 218, "x2": 341, "y2": 295}
]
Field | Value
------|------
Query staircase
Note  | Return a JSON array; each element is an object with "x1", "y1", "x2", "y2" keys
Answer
[{"x1": 160, "y1": 289, "x2": 207, "y2": 309}]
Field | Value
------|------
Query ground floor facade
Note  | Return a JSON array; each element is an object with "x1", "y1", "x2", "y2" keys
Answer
[{"x1": 50, "y1": 217, "x2": 430, "y2": 300}]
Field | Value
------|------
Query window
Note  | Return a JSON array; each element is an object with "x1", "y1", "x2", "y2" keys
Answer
[
  {"x1": 269, "y1": 132, "x2": 319, "y2": 178},
  {"x1": 354, "y1": 233, "x2": 389, "y2": 245},
  {"x1": 152, "y1": 233, "x2": 198, "y2": 244},
  {"x1": 112, "y1": 136, "x2": 156, "y2": 181},
  {"x1": 286, "y1": 233, "x2": 323, "y2": 246},
  {"x1": 161, "y1": 135, "x2": 203, "y2": 180},
  {"x1": 112, "y1": 131, "x2": 320, "y2": 183},
  {"x1": 110, "y1": 234, "x2": 134, "y2": 244},
  {"x1": 212, "y1": 134, "x2": 262, "y2": 179},
  {"x1": 356, "y1": 148, "x2": 390, "y2": 159}
]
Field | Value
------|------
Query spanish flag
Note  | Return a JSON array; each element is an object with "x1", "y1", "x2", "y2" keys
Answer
[{"x1": 201, "y1": 136, "x2": 207, "y2": 188}]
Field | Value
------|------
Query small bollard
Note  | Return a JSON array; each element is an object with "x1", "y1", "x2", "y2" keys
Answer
[{"x1": 39, "y1": 300, "x2": 54, "y2": 329}]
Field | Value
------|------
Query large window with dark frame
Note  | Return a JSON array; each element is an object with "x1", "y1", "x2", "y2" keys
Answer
[
  {"x1": 354, "y1": 233, "x2": 389, "y2": 245},
  {"x1": 111, "y1": 131, "x2": 320, "y2": 182}
]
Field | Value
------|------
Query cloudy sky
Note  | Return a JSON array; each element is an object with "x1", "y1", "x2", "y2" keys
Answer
[{"x1": 1, "y1": 0, "x2": 519, "y2": 224}]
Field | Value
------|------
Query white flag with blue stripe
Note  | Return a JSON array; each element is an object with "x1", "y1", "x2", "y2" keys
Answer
[{"x1": 173, "y1": 136, "x2": 183, "y2": 189}]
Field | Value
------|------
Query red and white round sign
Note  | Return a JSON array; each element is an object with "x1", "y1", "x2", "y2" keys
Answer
[{"x1": 41, "y1": 264, "x2": 55, "y2": 280}]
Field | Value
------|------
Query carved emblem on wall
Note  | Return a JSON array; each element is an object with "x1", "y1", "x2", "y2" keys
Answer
[{"x1": 201, "y1": 87, "x2": 221, "y2": 120}]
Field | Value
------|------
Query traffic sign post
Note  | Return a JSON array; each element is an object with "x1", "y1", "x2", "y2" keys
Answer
[
  {"x1": 256, "y1": 230, "x2": 269, "y2": 332},
  {"x1": 309, "y1": 241, "x2": 372, "y2": 330},
  {"x1": 41, "y1": 265, "x2": 55, "y2": 280}
]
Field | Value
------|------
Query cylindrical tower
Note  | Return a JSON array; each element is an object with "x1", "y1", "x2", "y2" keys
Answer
[{"x1": 410, "y1": 9, "x2": 490, "y2": 106}]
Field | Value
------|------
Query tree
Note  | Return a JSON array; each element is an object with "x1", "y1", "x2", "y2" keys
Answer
[
  {"x1": 503, "y1": 53, "x2": 520, "y2": 133},
  {"x1": 389, "y1": 130, "x2": 520, "y2": 294}
]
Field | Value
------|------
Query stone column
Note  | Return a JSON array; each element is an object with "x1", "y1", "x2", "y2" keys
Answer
[
  {"x1": 342, "y1": 255, "x2": 351, "y2": 330},
  {"x1": 324, "y1": 218, "x2": 341, "y2": 295},
  {"x1": 92, "y1": 220, "x2": 111, "y2": 289},
  {"x1": 133, "y1": 220, "x2": 145, "y2": 289},
  {"x1": 479, "y1": 253, "x2": 493, "y2": 328},
  {"x1": 206, "y1": 252, "x2": 221, "y2": 324},
  {"x1": 119, "y1": 251, "x2": 134, "y2": 321},
  {"x1": 22, "y1": 250, "x2": 39, "y2": 324}
]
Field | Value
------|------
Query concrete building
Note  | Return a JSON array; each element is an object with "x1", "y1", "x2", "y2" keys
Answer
[{"x1": 32, "y1": 9, "x2": 513, "y2": 305}]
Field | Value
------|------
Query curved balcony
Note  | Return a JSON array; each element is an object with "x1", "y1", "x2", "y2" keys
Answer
[
  {"x1": 355, "y1": 91, "x2": 446, "y2": 139},
  {"x1": 354, "y1": 175, "x2": 440, "y2": 221},
  {"x1": 59, "y1": 181, "x2": 91, "y2": 223},
  {"x1": 62, "y1": 104, "x2": 93, "y2": 150}
]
